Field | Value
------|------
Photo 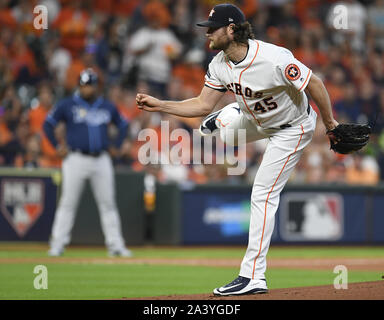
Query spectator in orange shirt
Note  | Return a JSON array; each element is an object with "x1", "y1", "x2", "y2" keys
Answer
[
  {"x1": 0, "y1": 0, "x2": 17, "y2": 30},
  {"x1": 345, "y1": 153, "x2": 380, "y2": 185},
  {"x1": 324, "y1": 66, "x2": 348, "y2": 106},
  {"x1": 294, "y1": 0, "x2": 322, "y2": 30},
  {"x1": 239, "y1": 0, "x2": 258, "y2": 19},
  {"x1": 108, "y1": 84, "x2": 140, "y2": 122},
  {"x1": 172, "y1": 48, "x2": 206, "y2": 97},
  {"x1": 0, "y1": 85, "x2": 25, "y2": 165},
  {"x1": 28, "y1": 83, "x2": 63, "y2": 168},
  {"x1": 0, "y1": 110, "x2": 13, "y2": 148},
  {"x1": 9, "y1": 32, "x2": 37, "y2": 85},
  {"x1": 0, "y1": 29, "x2": 13, "y2": 88},
  {"x1": 170, "y1": 48, "x2": 207, "y2": 129},
  {"x1": 294, "y1": 31, "x2": 327, "y2": 69},
  {"x1": 94, "y1": 0, "x2": 140, "y2": 17},
  {"x1": 0, "y1": 27, "x2": 12, "y2": 59},
  {"x1": 51, "y1": 1, "x2": 90, "y2": 58},
  {"x1": 11, "y1": 0, "x2": 44, "y2": 37}
]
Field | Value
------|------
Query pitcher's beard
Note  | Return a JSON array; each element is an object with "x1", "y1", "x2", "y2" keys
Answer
[{"x1": 209, "y1": 39, "x2": 230, "y2": 51}]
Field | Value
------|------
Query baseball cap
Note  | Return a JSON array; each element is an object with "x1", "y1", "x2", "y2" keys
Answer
[
  {"x1": 196, "y1": 3, "x2": 246, "y2": 28},
  {"x1": 79, "y1": 68, "x2": 98, "y2": 86}
]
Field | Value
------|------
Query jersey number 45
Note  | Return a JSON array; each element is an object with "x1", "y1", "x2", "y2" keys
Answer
[{"x1": 253, "y1": 97, "x2": 278, "y2": 113}]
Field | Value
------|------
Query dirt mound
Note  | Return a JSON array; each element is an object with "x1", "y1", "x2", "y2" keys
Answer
[{"x1": 130, "y1": 280, "x2": 384, "y2": 300}]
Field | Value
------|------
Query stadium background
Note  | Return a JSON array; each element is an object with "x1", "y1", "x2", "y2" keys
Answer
[
  {"x1": 0, "y1": 0, "x2": 384, "y2": 300},
  {"x1": 1, "y1": 0, "x2": 384, "y2": 184}
]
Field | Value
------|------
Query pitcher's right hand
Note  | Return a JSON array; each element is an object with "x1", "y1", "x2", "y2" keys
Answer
[{"x1": 136, "y1": 93, "x2": 164, "y2": 112}]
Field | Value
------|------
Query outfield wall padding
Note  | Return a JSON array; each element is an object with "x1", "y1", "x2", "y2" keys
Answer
[
  {"x1": 152, "y1": 182, "x2": 181, "y2": 245},
  {"x1": 0, "y1": 168, "x2": 146, "y2": 246},
  {"x1": 180, "y1": 184, "x2": 384, "y2": 245},
  {"x1": 1, "y1": 167, "x2": 384, "y2": 245}
]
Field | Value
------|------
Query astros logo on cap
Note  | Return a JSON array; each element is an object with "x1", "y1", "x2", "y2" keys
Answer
[{"x1": 285, "y1": 64, "x2": 301, "y2": 81}]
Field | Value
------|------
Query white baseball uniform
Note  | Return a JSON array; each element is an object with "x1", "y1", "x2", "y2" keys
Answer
[{"x1": 205, "y1": 39, "x2": 317, "y2": 280}]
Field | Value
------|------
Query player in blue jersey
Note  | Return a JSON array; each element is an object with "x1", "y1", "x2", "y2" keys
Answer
[{"x1": 43, "y1": 68, "x2": 132, "y2": 257}]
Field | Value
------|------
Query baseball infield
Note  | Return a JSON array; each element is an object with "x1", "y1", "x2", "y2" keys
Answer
[{"x1": 0, "y1": 243, "x2": 383, "y2": 300}]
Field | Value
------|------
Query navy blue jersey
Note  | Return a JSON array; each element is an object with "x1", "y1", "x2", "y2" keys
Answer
[{"x1": 43, "y1": 93, "x2": 128, "y2": 153}]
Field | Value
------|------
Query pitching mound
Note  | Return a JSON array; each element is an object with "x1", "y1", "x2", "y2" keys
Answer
[{"x1": 130, "y1": 280, "x2": 384, "y2": 300}]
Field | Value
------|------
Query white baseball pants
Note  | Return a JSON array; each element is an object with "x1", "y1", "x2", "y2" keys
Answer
[
  {"x1": 49, "y1": 152, "x2": 126, "y2": 252},
  {"x1": 217, "y1": 103, "x2": 317, "y2": 280}
]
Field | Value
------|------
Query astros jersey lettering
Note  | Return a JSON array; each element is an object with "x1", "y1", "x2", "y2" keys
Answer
[{"x1": 205, "y1": 39, "x2": 312, "y2": 128}]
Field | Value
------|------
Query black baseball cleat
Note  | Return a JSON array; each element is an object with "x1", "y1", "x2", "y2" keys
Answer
[
  {"x1": 213, "y1": 276, "x2": 268, "y2": 296},
  {"x1": 199, "y1": 109, "x2": 222, "y2": 136}
]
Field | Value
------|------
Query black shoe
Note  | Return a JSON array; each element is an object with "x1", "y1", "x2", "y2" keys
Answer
[
  {"x1": 213, "y1": 276, "x2": 268, "y2": 296},
  {"x1": 199, "y1": 110, "x2": 221, "y2": 136}
]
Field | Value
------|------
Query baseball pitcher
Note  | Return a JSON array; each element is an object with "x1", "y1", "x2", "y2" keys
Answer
[{"x1": 136, "y1": 4, "x2": 369, "y2": 295}]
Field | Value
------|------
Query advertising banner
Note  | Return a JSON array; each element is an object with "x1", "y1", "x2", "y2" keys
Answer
[
  {"x1": 0, "y1": 170, "x2": 60, "y2": 241},
  {"x1": 279, "y1": 192, "x2": 344, "y2": 241},
  {"x1": 181, "y1": 185, "x2": 384, "y2": 244},
  {"x1": 182, "y1": 188, "x2": 251, "y2": 244}
]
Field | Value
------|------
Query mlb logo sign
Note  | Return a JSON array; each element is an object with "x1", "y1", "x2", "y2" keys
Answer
[
  {"x1": 280, "y1": 193, "x2": 343, "y2": 241},
  {"x1": 0, "y1": 179, "x2": 45, "y2": 237}
]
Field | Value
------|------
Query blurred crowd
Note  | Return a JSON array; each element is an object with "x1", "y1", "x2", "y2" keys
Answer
[{"x1": 0, "y1": 0, "x2": 384, "y2": 186}]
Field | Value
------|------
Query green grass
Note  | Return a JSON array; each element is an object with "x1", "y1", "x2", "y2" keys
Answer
[
  {"x1": 0, "y1": 263, "x2": 381, "y2": 300},
  {"x1": 0, "y1": 243, "x2": 382, "y2": 299},
  {"x1": 265, "y1": 269, "x2": 382, "y2": 290},
  {"x1": 0, "y1": 264, "x2": 238, "y2": 299}
]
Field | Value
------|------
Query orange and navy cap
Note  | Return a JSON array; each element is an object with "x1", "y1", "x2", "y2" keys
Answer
[{"x1": 196, "y1": 3, "x2": 246, "y2": 28}]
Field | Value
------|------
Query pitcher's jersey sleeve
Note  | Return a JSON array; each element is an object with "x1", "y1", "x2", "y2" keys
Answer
[
  {"x1": 204, "y1": 57, "x2": 227, "y2": 92},
  {"x1": 275, "y1": 48, "x2": 312, "y2": 92}
]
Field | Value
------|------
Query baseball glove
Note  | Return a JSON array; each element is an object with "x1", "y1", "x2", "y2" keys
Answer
[{"x1": 326, "y1": 123, "x2": 372, "y2": 154}]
